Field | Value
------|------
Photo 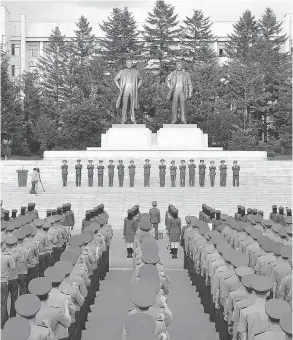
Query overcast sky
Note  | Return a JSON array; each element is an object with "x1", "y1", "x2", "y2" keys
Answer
[{"x1": 2, "y1": 0, "x2": 292, "y2": 23}]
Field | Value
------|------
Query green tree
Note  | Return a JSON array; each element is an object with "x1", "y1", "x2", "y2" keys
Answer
[
  {"x1": 1, "y1": 49, "x2": 27, "y2": 154},
  {"x1": 225, "y1": 10, "x2": 259, "y2": 59},
  {"x1": 37, "y1": 27, "x2": 68, "y2": 121},
  {"x1": 180, "y1": 10, "x2": 216, "y2": 64},
  {"x1": 143, "y1": 0, "x2": 181, "y2": 76},
  {"x1": 100, "y1": 7, "x2": 141, "y2": 68}
]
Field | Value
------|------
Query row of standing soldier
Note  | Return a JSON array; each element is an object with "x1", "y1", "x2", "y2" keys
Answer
[{"x1": 61, "y1": 159, "x2": 240, "y2": 187}]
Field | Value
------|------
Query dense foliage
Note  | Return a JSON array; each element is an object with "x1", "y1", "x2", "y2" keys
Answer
[{"x1": 1, "y1": 2, "x2": 291, "y2": 156}]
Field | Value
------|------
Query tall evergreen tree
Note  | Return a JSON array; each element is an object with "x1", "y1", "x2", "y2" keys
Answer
[
  {"x1": 99, "y1": 7, "x2": 141, "y2": 68},
  {"x1": 143, "y1": 0, "x2": 181, "y2": 75},
  {"x1": 258, "y1": 8, "x2": 287, "y2": 47},
  {"x1": 225, "y1": 10, "x2": 259, "y2": 59},
  {"x1": 180, "y1": 10, "x2": 216, "y2": 64},
  {"x1": 37, "y1": 27, "x2": 68, "y2": 120}
]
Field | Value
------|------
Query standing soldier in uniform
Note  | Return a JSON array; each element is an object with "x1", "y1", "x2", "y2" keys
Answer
[
  {"x1": 149, "y1": 201, "x2": 160, "y2": 240},
  {"x1": 108, "y1": 160, "x2": 115, "y2": 187},
  {"x1": 117, "y1": 160, "x2": 125, "y2": 187},
  {"x1": 179, "y1": 160, "x2": 186, "y2": 187},
  {"x1": 198, "y1": 160, "x2": 206, "y2": 187},
  {"x1": 188, "y1": 159, "x2": 196, "y2": 187},
  {"x1": 97, "y1": 160, "x2": 104, "y2": 187},
  {"x1": 128, "y1": 160, "x2": 136, "y2": 187},
  {"x1": 123, "y1": 209, "x2": 137, "y2": 258},
  {"x1": 143, "y1": 159, "x2": 151, "y2": 187},
  {"x1": 232, "y1": 160, "x2": 240, "y2": 187},
  {"x1": 87, "y1": 160, "x2": 94, "y2": 187},
  {"x1": 61, "y1": 160, "x2": 68, "y2": 187},
  {"x1": 167, "y1": 207, "x2": 181, "y2": 259},
  {"x1": 209, "y1": 160, "x2": 216, "y2": 187},
  {"x1": 170, "y1": 160, "x2": 177, "y2": 187},
  {"x1": 159, "y1": 159, "x2": 166, "y2": 187},
  {"x1": 219, "y1": 160, "x2": 227, "y2": 187},
  {"x1": 75, "y1": 159, "x2": 82, "y2": 187}
]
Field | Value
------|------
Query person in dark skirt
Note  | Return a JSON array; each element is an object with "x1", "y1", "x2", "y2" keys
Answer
[
  {"x1": 167, "y1": 207, "x2": 181, "y2": 258},
  {"x1": 123, "y1": 209, "x2": 137, "y2": 258}
]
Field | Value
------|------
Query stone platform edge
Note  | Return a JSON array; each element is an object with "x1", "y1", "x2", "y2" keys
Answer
[{"x1": 43, "y1": 150, "x2": 267, "y2": 160}]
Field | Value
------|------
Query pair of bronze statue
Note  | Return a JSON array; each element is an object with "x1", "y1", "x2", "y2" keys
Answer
[{"x1": 114, "y1": 60, "x2": 193, "y2": 124}]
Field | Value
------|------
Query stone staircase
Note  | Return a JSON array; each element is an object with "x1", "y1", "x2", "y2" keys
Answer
[{"x1": 1, "y1": 159, "x2": 292, "y2": 232}]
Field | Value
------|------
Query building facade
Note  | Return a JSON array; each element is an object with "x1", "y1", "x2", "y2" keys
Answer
[{"x1": 1, "y1": 6, "x2": 292, "y2": 77}]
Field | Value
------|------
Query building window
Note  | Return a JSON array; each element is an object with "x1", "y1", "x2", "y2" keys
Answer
[
  {"x1": 218, "y1": 42, "x2": 226, "y2": 57},
  {"x1": 11, "y1": 44, "x2": 20, "y2": 56},
  {"x1": 29, "y1": 61, "x2": 37, "y2": 71},
  {"x1": 11, "y1": 65, "x2": 20, "y2": 77},
  {"x1": 29, "y1": 44, "x2": 39, "y2": 57}
]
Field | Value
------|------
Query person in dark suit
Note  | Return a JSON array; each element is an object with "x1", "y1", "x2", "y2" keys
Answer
[
  {"x1": 149, "y1": 201, "x2": 161, "y2": 240},
  {"x1": 61, "y1": 160, "x2": 68, "y2": 187}
]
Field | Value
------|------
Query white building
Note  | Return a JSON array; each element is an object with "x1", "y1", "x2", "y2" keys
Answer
[{"x1": 0, "y1": 6, "x2": 292, "y2": 77}]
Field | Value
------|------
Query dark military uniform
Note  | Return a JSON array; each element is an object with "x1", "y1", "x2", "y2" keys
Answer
[
  {"x1": 219, "y1": 161, "x2": 227, "y2": 187},
  {"x1": 75, "y1": 160, "x2": 82, "y2": 187},
  {"x1": 108, "y1": 161, "x2": 115, "y2": 187},
  {"x1": 170, "y1": 162, "x2": 177, "y2": 187},
  {"x1": 117, "y1": 162, "x2": 125, "y2": 187},
  {"x1": 179, "y1": 162, "x2": 186, "y2": 187},
  {"x1": 159, "y1": 161, "x2": 166, "y2": 187},
  {"x1": 188, "y1": 160, "x2": 196, "y2": 187},
  {"x1": 87, "y1": 161, "x2": 94, "y2": 187},
  {"x1": 143, "y1": 160, "x2": 151, "y2": 187},
  {"x1": 232, "y1": 161, "x2": 240, "y2": 187},
  {"x1": 198, "y1": 162, "x2": 206, "y2": 187},
  {"x1": 97, "y1": 161, "x2": 104, "y2": 187},
  {"x1": 128, "y1": 162, "x2": 136, "y2": 187},
  {"x1": 209, "y1": 162, "x2": 216, "y2": 187},
  {"x1": 61, "y1": 161, "x2": 68, "y2": 187}
]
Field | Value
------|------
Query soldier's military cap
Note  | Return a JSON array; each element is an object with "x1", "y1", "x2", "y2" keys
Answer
[
  {"x1": 210, "y1": 160, "x2": 215, "y2": 163},
  {"x1": 226, "y1": 216, "x2": 235, "y2": 225},
  {"x1": 272, "y1": 242, "x2": 283, "y2": 256},
  {"x1": 125, "y1": 313, "x2": 156, "y2": 335},
  {"x1": 272, "y1": 223, "x2": 282, "y2": 233},
  {"x1": 62, "y1": 160, "x2": 67, "y2": 162},
  {"x1": 1, "y1": 220, "x2": 7, "y2": 230},
  {"x1": 42, "y1": 221, "x2": 51, "y2": 230},
  {"x1": 53, "y1": 215, "x2": 61, "y2": 222},
  {"x1": 14, "y1": 230, "x2": 26, "y2": 240},
  {"x1": 141, "y1": 249, "x2": 160, "y2": 264},
  {"x1": 235, "y1": 266, "x2": 254, "y2": 278},
  {"x1": 285, "y1": 226, "x2": 292, "y2": 235},
  {"x1": 44, "y1": 266, "x2": 55, "y2": 278},
  {"x1": 60, "y1": 250, "x2": 79, "y2": 264},
  {"x1": 216, "y1": 243, "x2": 231, "y2": 254},
  {"x1": 261, "y1": 238, "x2": 275, "y2": 252},
  {"x1": 82, "y1": 231, "x2": 94, "y2": 244},
  {"x1": 280, "y1": 245, "x2": 292, "y2": 258},
  {"x1": 280, "y1": 312, "x2": 292, "y2": 335},
  {"x1": 88, "y1": 223, "x2": 100, "y2": 233},
  {"x1": 118, "y1": 159, "x2": 123, "y2": 162},
  {"x1": 233, "y1": 160, "x2": 238, "y2": 163},
  {"x1": 278, "y1": 227, "x2": 288, "y2": 237},
  {"x1": 6, "y1": 222, "x2": 15, "y2": 232},
  {"x1": 199, "y1": 224, "x2": 209, "y2": 236},
  {"x1": 11, "y1": 209, "x2": 17, "y2": 213},
  {"x1": 211, "y1": 234, "x2": 225, "y2": 245},
  {"x1": 130, "y1": 284, "x2": 156, "y2": 308},
  {"x1": 220, "y1": 214, "x2": 228, "y2": 221},
  {"x1": 15, "y1": 294, "x2": 41, "y2": 318},
  {"x1": 46, "y1": 209, "x2": 52, "y2": 214},
  {"x1": 51, "y1": 209, "x2": 57, "y2": 215},
  {"x1": 13, "y1": 219, "x2": 22, "y2": 229},
  {"x1": 200, "y1": 159, "x2": 204, "y2": 162},
  {"x1": 285, "y1": 216, "x2": 292, "y2": 225},
  {"x1": 220, "y1": 160, "x2": 225, "y2": 163},
  {"x1": 98, "y1": 160, "x2": 103, "y2": 162},
  {"x1": 190, "y1": 217, "x2": 198, "y2": 227},
  {"x1": 265, "y1": 299, "x2": 291, "y2": 321},
  {"x1": 241, "y1": 274, "x2": 255, "y2": 289},
  {"x1": 152, "y1": 201, "x2": 157, "y2": 207},
  {"x1": 22, "y1": 225, "x2": 33, "y2": 237},
  {"x1": 145, "y1": 159, "x2": 150, "y2": 162},
  {"x1": 2, "y1": 316, "x2": 31, "y2": 340},
  {"x1": 88, "y1": 160, "x2": 93, "y2": 162},
  {"x1": 215, "y1": 210, "x2": 221, "y2": 214},
  {"x1": 54, "y1": 261, "x2": 74, "y2": 275},
  {"x1": 77, "y1": 159, "x2": 81, "y2": 162},
  {"x1": 140, "y1": 221, "x2": 152, "y2": 232},
  {"x1": 28, "y1": 277, "x2": 52, "y2": 296},
  {"x1": 139, "y1": 264, "x2": 159, "y2": 279},
  {"x1": 140, "y1": 233, "x2": 153, "y2": 243},
  {"x1": 98, "y1": 213, "x2": 108, "y2": 225},
  {"x1": 180, "y1": 159, "x2": 185, "y2": 162},
  {"x1": 66, "y1": 246, "x2": 81, "y2": 255},
  {"x1": 222, "y1": 249, "x2": 232, "y2": 262},
  {"x1": 160, "y1": 159, "x2": 165, "y2": 162},
  {"x1": 262, "y1": 220, "x2": 273, "y2": 228},
  {"x1": 234, "y1": 223, "x2": 242, "y2": 231},
  {"x1": 204, "y1": 232, "x2": 211, "y2": 240},
  {"x1": 272, "y1": 205, "x2": 277, "y2": 209},
  {"x1": 279, "y1": 206, "x2": 284, "y2": 210},
  {"x1": 5, "y1": 235, "x2": 17, "y2": 245},
  {"x1": 247, "y1": 208, "x2": 252, "y2": 214},
  {"x1": 69, "y1": 234, "x2": 84, "y2": 247},
  {"x1": 257, "y1": 235, "x2": 269, "y2": 246},
  {"x1": 130, "y1": 160, "x2": 134, "y2": 163},
  {"x1": 252, "y1": 208, "x2": 257, "y2": 213},
  {"x1": 190, "y1": 159, "x2": 194, "y2": 161},
  {"x1": 251, "y1": 276, "x2": 273, "y2": 293},
  {"x1": 45, "y1": 267, "x2": 66, "y2": 284},
  {"x1": 251, "y1": 229, "x2": 262, "y2": 240},
  {"x1": 231, "y1": 253, "x2": 249, "y2": 268}
]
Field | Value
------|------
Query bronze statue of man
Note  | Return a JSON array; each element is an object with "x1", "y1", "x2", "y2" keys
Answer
[
  {"x1": 166, "y1": 61, "x2": 193, "y2": 124},
  {"x1": 114, "y1": 59, "x2": 142, "y2": 124}
]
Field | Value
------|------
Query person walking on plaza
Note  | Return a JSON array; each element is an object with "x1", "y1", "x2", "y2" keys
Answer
[
  {"x1": 219, "y1": 160, "x2": 227, "y2": 187},
  {"x1": 108, "y1": 160, "x2": 115, "y2": 187},
  {"x1": 232, "y1": 160, "x2": 240, "y2": 187},
  {"x1": 167, "y1": 207, "x2": 181, "y2": 259},
  {"x1": 87, "y1": 160, "x2": 94, "y2": 187},
  {"x1": 117, "y1": 160, "x2": 125, "y2": 187},
  {"x1": 198, "y1": 160, "x2": 206, "y2": 187},
  {"x1": 159, "y1": 159, "x2": 166, "y2": 187},
  {"x1": 149, "y1": 201, "x2": 160, "y2": 240},
  {"x1": 209, "y1": 160, "x2": 216, "y2": 187},
  {"x1": 128, "y1": 160, "x2": 136, "y2": 187},
  {"x1": 97, "y1": 160, "x2": 104, "y2": 187},
  {"x1": 170, "y1": 160, "x2": 177, "y2": 187},
  {"x1": 75, "y1": 159, "x2": 82, "y2": 187},
  {"x1": 188, "y1": 159, "x2": 196, "y2": 187},
  {"x1": 123, "y1": 209, "x2": 137, "y2": 258},
  {"x1": 61, "y1": 160, "x2": 68, "y2": 187},
  {"x1": 143, "y1": 159, "x2": 151, "y2": 187},
  {"x1": 179, "y1": 160, "x2": 186, "y2": 187},
  {"x1": 30, "y1": 168, "x2": 39, "y2": 194}
]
